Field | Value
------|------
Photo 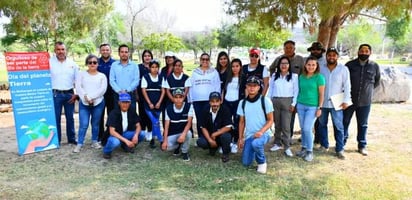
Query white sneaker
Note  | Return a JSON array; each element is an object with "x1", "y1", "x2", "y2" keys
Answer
[
  {"x1": 231, "y1": 143, "x2": 238, "y2": 154},
  {"x1": 257, "y1": 163, "x2": 267, "y2": 174},
  {"x1": 73, "y1": 145, "x2": 82, "y2": 153},
  {"x1": 218, "y1": 147, "x2": 223, "y2": 154},
  {"x1": 284, "y1": 148, "x2": 293, "y2": 157},
  {"x1": 270, "y1": 144, "x2": 283, "y2": 152},
  {"x1": 91, "y1": 142, "x2": 102, "y2": 149},
  {"x1": 145, "y1": 131, "x2": 152, "y2": 141}
]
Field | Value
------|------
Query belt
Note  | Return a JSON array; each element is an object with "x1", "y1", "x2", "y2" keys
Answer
[{"x1": 53, "y1": 89, "x2": 74, "y2": 94}]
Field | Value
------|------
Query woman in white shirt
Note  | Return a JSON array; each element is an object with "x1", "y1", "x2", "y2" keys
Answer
[
  {"x1": 74, "y1": 55, "x2": 108, "y2": 153},
  {"x1": 222, "y1": 58, "x2": 245, "y2": 153},
  {"x1": 268, "y1": 56, "x2": 299, "y2": 157}
]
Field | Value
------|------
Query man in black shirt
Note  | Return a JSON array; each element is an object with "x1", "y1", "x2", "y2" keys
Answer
[
  {"x1": 197, "y1": 92, "x2": 233, "y2": 162},
  {"x1": 343, "y1": 44, "x2": 380, "y2": 156}
]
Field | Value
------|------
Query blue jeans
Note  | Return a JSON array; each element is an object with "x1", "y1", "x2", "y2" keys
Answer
[
  {"x1": 192, "y1": 101, "x2": 209, "y2": 138},
  {"x1": 103, "y1": 131, "x2": 145, "y2": 154},
  {"x1": 78, "y1": 100, "x2": 105, "y2": 145},
  {"x1": 296, "y1": 103, "x2": 317, "y2": 152},
  {"x1": 223, "y1": 100, "x2": 240, "y2": 143},
  {"x1": 145, "y1": 109, "x2": 162, "y2": 142},
  {"x1": 242, "y1": 134, "x2": 270, "y2": 166},
  {"x1": 343, "y1": 105, "x2": 371, "y2": 149},
  {"x1": 53, "y1": 91, "x2": 76, "y2": 144},
  {"x1": 318, "y1": 107, "x2": 344, "y2": 152}
]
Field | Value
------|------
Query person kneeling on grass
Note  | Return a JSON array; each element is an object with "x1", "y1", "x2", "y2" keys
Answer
[
  {"x1": 102, "y1": 93, "x2": 145, "y2": 159},
  {"x1": 197, "y1": 92, "x2": 233, "y2": 163},
  {"x1": 237, "y1": 76, "x2": 274, "y2": 174},
  {"x1": 161, "y1": 88, "x2": 193, "y2": 161}
]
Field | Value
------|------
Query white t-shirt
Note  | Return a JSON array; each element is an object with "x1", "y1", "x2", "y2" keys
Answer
[{"x1": 225, "y1": 77, "x2": 240, "y2": 101}]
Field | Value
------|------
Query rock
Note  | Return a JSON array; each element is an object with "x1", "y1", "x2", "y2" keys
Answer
[{"x1": 372, "y1": 66, "x2": 411, "y2": 103}]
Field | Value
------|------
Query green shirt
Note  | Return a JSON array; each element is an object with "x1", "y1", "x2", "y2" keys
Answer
[{"x1": 297, "y1": 73, "x2": 325, "y2": 106}]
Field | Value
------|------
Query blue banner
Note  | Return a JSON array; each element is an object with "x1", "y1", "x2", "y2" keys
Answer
[{"x1": 5, "y1": 52, "x2": 59, "y2": 155}]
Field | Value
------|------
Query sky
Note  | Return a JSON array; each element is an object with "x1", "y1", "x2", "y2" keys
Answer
[{"x1": 115, "y1": 0, "x2": 228, "y2": 32}]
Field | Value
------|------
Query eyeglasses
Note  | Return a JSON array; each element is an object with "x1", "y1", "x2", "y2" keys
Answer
[
  {"x1": 280, "y1": 62, "x2": 289, "y2": 65},
  {"x1": 201, "y1": 58, "x2": 209, "y2": 61},
  {"x1": 88, "y1": 61, "x2": 98, "y2": 65},
  {"x1": 249, "y1": 54, "x2": 259, "y2": 58}
]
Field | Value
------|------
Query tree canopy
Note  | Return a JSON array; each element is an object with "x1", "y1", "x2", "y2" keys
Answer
[
  {"x1": 0, "y1": 0, "x2": 113, "y2": 51},
  {"x1": 225, "y1": 0, "x2": 412, "y2": 48}
]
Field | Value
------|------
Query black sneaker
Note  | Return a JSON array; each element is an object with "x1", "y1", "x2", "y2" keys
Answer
[
  {"x1": 173, "y1": 147, "x2": 180, "y2": 156},
  {"x1": 182, "y1": 153, "x2": 190, "y2": 161},
  {"x1": 221, "y1": 155, "x2": 229, "y2": 163},
  {"x1": 296, "y1": 148, "x2": 307, "y2": 158},
  {"x1": 103, "y1": 153, "x2": 112, "y2": 159},
  {"x1": 149, "y1": 139, "x2": 156, "y2": 149}
]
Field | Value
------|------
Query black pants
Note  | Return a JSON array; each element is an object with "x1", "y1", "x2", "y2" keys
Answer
[
  {"x1": 98, "y1": 88, "x2": 114, "y2": 141},
  {"x1": 137, "y1": 90, "x2": 152, "y2": 133},
  {"x1": 196, "y1": 132, "x2": 232, "y2": 155}
]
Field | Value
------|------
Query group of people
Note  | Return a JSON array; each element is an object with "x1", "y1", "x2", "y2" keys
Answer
[{"x1": 49, "y1": 39, "x2": 380, "y2": 174}]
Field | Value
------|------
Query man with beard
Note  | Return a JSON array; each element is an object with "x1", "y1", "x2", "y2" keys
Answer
[
  {"x1": 49, "y1": 41, "x2": 79, "y2": 145},
  {"x1": 318, "y1": 48, "x2": 351, "y2": 159},
  {"x1": 343, "y1": 44, "x2": 380, "y2": 156},
  {"x1": 97, "y1": 44, "x2": 116, "y2": 142},
  {"x1": 196, "y1": 92, "x2": 233, "y2": 163},
  {"x1": 109, "y1": 44, "x2": 140, "y2": 112},
  {"x1": 307, "y1": 42, "x2": 327, "y2": 67}
]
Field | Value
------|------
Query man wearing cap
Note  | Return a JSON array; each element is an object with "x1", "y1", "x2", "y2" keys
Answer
[
  {"x1": 161, "y1": 88, "x2": 194, "y2": 161},
  {"x1": 102, "y1": 93, "x2": 145, "y2": 159},
  {"x1": 243, "y1": 48, "x2": 270, "y2": 95},
  {"x1": 49, "y1": 41, "x2": 79, "y2": 145},
  {"x1": 109, "y1": 44, "x2": 140, "y2": 112},
  {"x1": 318, "y1": 47, "x2": 351, "y2": 159},
  {"x1": 343, "y1": 44, "x2": 380, "y2": 156},
  {"x1": 197, "y1": 92, "x2": 233, "y2": 163},
  {"x1": 269, "y1": 40, "x2": 305, "y2": 75},
  {"x1": 237, "y1": 76, "x2": 274, "y2": 174}
]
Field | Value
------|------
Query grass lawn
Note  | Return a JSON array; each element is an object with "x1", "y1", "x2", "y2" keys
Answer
[{"x1": 0, "y1": 104, "x2": 411, "y2": 199}]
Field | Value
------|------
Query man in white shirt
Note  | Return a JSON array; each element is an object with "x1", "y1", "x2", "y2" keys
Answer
[
  {"x1": 49, "y1": 41, "x2": 79, "y2": 145},
  {"x1": 318, "y1": 47, "x2": 351, "y2": 159}
]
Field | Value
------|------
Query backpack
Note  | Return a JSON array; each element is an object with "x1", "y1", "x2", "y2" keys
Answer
[{"x1": 241, "y1": 95, "x2": 267, "y2": 121}]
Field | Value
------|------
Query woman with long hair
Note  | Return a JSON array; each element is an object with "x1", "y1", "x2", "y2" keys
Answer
[
  {"x1": 268, "y1": 56, "x2": 299, "y2": 157},
  {"x1": 296, "y1": 56, "x2": 325, "y2": 162},
  {"x1": 222, "y1": 58, "x2": 245, "y2": 153},
  {"x1": 216, "y1": 51, "x2": 230, "y2": 90}
]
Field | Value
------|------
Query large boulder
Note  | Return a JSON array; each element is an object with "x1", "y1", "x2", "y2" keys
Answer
[{"x1": 372, "y1": 66, "x2": 411, "y2": 103}]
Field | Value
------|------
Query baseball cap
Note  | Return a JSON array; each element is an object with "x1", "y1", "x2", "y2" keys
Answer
[
  {"x1": 307, "y1": 42, "x2": 326, "y2": 52},
  {"x1": 119, "y1": 93, "x2": 131, "y2": 102},
  {"x1": 172, "y1": 88, "x2": 184, "y2": 96},
  {"x1": 326, "y1": 47, "x2": 339, "y2": 55},
  {"x1": 209, "y1": 92, "x2": 221, "y2": 100},
  {"x1": 249, "y1": 48, "x2": 260, "y2": 55},
  {"x1": 165, "y1": 51, "x2": 175, "y2": 58},
  {"x1": 246, "y1": 76, "x2": 262, "y2": 85}
]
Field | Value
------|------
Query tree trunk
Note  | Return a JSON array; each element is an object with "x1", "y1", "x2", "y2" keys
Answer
[
  {"x1": 317, "y1": 18, "x2": 332, "y2": 48},
  {"x1": 318, "y1": 15, "x2": 343, "y2": 49},
  {"x1": 130, "y1": 25, "x2": 134, "y2": 60}
]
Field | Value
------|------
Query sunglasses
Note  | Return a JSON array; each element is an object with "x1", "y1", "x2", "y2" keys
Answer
[
  {"x1": 249, "y1": 54, "x2": 259, "y2": 58},
  {"x1": 88, "y1": 61, "x2": 98, "y2": 65},
  {"x1": 280, "y1": 62, "x2": 289, "y2": 65},
  {"x1": 201, "y1": 58, "x2": 210, "y2": 61}
]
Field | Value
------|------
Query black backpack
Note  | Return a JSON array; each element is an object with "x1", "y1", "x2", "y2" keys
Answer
[{"x1": 241, "y1": 95, "x2": 267, "y2": 121}]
